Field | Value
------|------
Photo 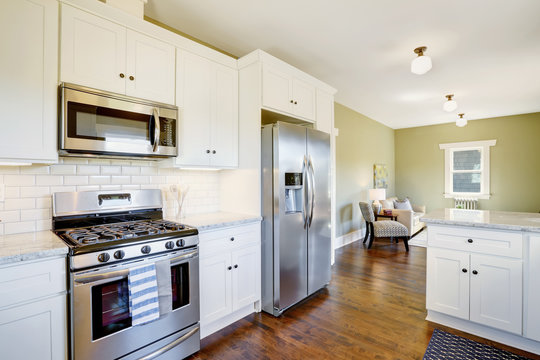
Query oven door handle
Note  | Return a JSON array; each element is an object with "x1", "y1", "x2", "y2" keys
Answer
[
  {"x1": 74, "y1": 249, "x2": 198, "y2": 284},
  {"x1": 138, "y1": 325, "x2": 199, "y2": 360}
]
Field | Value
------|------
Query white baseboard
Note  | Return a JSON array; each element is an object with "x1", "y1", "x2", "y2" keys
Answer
[
  {"x1": 201, "y1": 303, "x2": 257, "y2": 339},
  {"x1": 335, "y1": 229, "x2": 364, "y2": 250},
  {"x1": 427, "y1": 310, "x2": 540, "y2": 354}
]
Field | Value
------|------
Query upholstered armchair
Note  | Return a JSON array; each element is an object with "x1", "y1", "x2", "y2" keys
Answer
[{"x1": 380, "y1": 197, "x2": 426, "y2": 237}]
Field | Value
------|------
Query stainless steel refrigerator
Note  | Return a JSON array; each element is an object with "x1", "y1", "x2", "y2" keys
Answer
[{"x1": 261, "y1": 122, "x2": 331, "y2": 316}]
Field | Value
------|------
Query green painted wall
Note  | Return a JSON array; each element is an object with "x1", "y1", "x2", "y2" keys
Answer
[
  {"x1": 335, "y1": 103, "x2": 395, "y2": 238},
  {"x1": 395, "y1": 112, "x2": 540, "y2": 213}
]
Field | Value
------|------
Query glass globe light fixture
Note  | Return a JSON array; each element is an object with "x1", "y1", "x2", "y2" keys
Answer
[
  {"x1": 443, "y1": 94, "x2": 458, "y2": 112},
  {"x1": 456, "y1": 113, "x2": 467, "y2": 127},
  {"x1": 411, "y1": 46, "x2": 432, "y2": 75}
]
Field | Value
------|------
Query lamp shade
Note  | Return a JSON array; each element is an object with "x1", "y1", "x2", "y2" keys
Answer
[
  {"x1": 456, "y1": 118, "x2": 467, "y2": 127},
  {"x1": 411, "y1": 55, "x2": 432, "y2": 75},
  {"x1": 369, "y1": 188, "x2": 386, "y2": 201}
]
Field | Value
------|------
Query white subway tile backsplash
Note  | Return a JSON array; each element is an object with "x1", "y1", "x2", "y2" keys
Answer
[
  {"x1": 0, "y1": 210, "x2": 21, "y2": 223},
  {"x1": 89, "y1": 176, "x2": 111, "y2": 185},
  {"x1": 131, "y1": 176, "x2": 150, "y2": 184},
  {"x1": 4, "y1": 198, "x2": 35, "y2": 210},
  {"x1": 5, "y1": 221, "x2": 36, "y2": 235},
  {"x1": 20, "y1": 187, "x2": 50, "y2": 198},
  {"x1": 21, "y1": 209, "x2": 50, "y2": 221},
  {"x1": 0, "y1": 159, "x2": 220, "y2": 234},
  {"x1": 111, "y1": 176, "x2": 131, "y2": 185},
  {"x1": 77, "y1": 165, "x2": 101, "y2": 175},
  {"x1": 101, "y1": 166, "x2": 121, "y2": 175},
  {"x1": 36, "y1": 175, "x2": 63, "y2": 186},
  {"x1": 4, "y1": 175, "x2": 35, "y2": 186},
  {"x1": 122, "y1": 166, "x2": 140, "y2": 175},
  {"x1": 50, "y1": 185, "x2": 77, "y2": 193},
  {"x1": 5, "y1": 186, "x2": 20, "y2": 199},
  {"x1": 64, "y1": 176, "x2": 89, "y2": 186},
  {"x1": 51, "y1": 164, "x2": 77, "y2": 175}
]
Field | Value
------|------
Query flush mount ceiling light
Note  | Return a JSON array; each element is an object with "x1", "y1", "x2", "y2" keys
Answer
[
  {"x1": 456, "y1": 113, "x2": 467, "y2": 127},
  {"x1": 443, "y1": 94, "x2": 458, "y2": 112},
  {"x1": 411, "y1": 46, "x2": 432, "y2": 75}
]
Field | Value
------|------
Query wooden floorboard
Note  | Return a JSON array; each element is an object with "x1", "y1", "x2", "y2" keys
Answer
[{"x1": 190, "y1": 238, "x2": 540, "y2": 359}]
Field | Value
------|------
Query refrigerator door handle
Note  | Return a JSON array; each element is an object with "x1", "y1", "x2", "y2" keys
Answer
[
  {"x1": 308, "y1": 156, "x2": 315, "y2": 228},
  {"x1": 303, "y1": 155, "x2": 309, "y2": 229}
]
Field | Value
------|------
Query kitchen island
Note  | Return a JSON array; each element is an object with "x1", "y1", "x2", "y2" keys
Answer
[{"x1": 422, "y1": 209, "x2": 540, "y2": 354}]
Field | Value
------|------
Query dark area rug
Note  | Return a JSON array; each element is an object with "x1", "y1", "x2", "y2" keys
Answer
[{"x1": 424, "y1": 329, "x2": 532, "y2": 359}]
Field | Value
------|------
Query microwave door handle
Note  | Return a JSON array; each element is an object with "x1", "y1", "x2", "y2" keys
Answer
[{"x1": 152, "y1": 107, "x2": 160, "y2": 152}]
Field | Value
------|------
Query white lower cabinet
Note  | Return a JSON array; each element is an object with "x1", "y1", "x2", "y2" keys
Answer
[
  {"x1": 199, "y1": 223, "x2": 261, "y2": 338},
  {"x1": 426, "y1": 225, "x2": 523, "y2": 335},
  {"x1": 0, "y1": 257, "x2": 67, "y2": 360},
  {"x1": 525, "y1": 234, "x2": 540, "y2": 341}
]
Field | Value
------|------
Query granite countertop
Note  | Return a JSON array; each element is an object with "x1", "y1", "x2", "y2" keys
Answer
[
  {"x1": 421, "y1": 208, "x2": 540, "y2": 232},
  {"x1": 166, "y1": 212, "x2": 262, "y2": 232},
  {"x1": 0, "y1": 231, "x2": 68, "y2": 266}
]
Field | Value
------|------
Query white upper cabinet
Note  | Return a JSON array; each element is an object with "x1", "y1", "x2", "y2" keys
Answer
[
  {"x1": 125, "y1": 30, "x2": 175, "y2": 104},
  {"x1": 176, "y1": 50, "x2": 238, "y2": 168},
  {"x1": 262, "y1": 64, "x2": 316, "y2": 121},
  {"x1": 0, "y1": 0, "x2": 58, "y2": 163},
  {"x1": 61, "y1": 4, "x2": 175, "y2": 104},
  {"x1": 60, "y1": 4, "x2": 126, "y2": 94}
]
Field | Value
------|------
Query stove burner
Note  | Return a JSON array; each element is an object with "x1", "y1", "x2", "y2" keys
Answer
[{"x1": 61, "y1": 219, "x2": 190, "y2": 246}]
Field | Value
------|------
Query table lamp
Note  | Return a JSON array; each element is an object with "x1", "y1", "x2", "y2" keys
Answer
[{"x1": 369, "y1": 188, "x2": 386, "y2": 215}]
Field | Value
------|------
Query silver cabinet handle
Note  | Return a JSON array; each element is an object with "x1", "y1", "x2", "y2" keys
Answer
[
  {"x1": 152, "y1": 107, "x2": 160, "y2": 152},
  {"x1": 307, "y1": 156, "x2": 315, "y2": 228},
  {"x1": 139, "y1": 326, "x2": 200, "y2": 360}
]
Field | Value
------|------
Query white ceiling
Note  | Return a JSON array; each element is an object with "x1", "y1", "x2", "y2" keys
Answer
[{"x1": 145, "y1": 0, "x2": 540, "y2": 129}]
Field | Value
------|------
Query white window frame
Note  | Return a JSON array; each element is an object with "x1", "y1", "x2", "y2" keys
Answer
[{"x1": 439, "y1": 139, "x2": 496, "y2": 199}]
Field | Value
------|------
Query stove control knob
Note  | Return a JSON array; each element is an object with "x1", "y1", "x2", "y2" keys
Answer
[
  {"x1": 98, "y1": 253, "x2": 110, "y2": 262},
  {"x1": 165, "y1": 241, "x2": 175, "y2": 250},
  {"x1": 141, "y1": 245, "x2": 151, "y2": 254},
  {"x1": 114, "y1": 250, "x2": 125, "y2": 260},
  {"x1": 176, "y1": 239, "x2": 185, "y2": 247}
]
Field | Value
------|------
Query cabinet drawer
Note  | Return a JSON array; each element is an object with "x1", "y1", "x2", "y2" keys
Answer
[
  {"x1": 0, "y1": 257, "x2": 66, "y2": 309},
  {"x1": 428, "y1": 225, "x2": 522, "y2": 258},
  {"x1": 199, "y1": 223, "x2": 260, "y2": 257}
]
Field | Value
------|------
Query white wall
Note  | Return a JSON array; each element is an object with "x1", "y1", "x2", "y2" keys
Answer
[{"x1": 0, "y1": 158, "x2": 220, "y2": 235}]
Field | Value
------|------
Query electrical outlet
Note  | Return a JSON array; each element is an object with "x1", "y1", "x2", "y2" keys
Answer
[{"x1": 0, "y1": 184, "x2": 4, "y2": 202}]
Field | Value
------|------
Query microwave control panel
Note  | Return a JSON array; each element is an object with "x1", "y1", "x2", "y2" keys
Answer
[{"x1": 159, "y1": 118, "x2": 176, "y2": 147}]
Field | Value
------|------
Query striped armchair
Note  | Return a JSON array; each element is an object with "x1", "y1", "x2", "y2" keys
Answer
[{"x1": 359, "y1": 202, "x2": 410, "y2": 251}]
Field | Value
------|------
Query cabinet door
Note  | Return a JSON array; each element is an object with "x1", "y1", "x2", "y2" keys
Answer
[
  {"x1": 0, "y1": 295, "x2": 66, "y2": 360},
  {"x1": 232, "y1": 245, "x2": 261, "y2": 311},
  {"x1": 175, "y1": 51, "x2": 212, "y2": 166},
  {"x1": 292, "y1": 78, "x2": 316, "y2": 121},
  {"x1": 125, "y1": 30, "x2": 175, "y2": 104},
  {"x1": 60, "y1": 4, "x2": 126, "y2": 94},
  {"x1": 526, "y1": 235, "x2": 540, "y2": 341},
  {"x1": 210, "y1": 63, "x2": 238, "y2": 167},
  {"x1": 426, "y1": 248, "x2": 470, "y2": 320},
  {"x1": 262, "y1": 65, "x2": 293, "y2": 114},
  {"x1": 470, "y1": 254, "x2": 522, "y2": 334},
  {"x1": 200, "y1": 253, "x2": 232, "y2": 324},
  {"x1": 0, "y1": 0, "x2": 58, "y2": 162}
]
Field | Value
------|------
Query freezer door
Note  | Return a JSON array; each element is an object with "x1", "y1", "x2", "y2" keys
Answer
[
  {"x1": 307, "y1": 128, "x2": 332, "y2": 294},
  {"x1": 274, "y1": 123, "x2": 309, "y2": 311}
]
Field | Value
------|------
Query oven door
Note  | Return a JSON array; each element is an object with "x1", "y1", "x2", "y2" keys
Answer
[
  {"x1": 61, "y1": 84, "x2": 177, "y2": 158},
  {"x1": 71, "y1": 247, "x2": 199, "y2": 360}
]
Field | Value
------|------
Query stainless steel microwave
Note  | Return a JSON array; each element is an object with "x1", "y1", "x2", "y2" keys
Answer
[{"x1": 60, "y1": 83, "x2": 178, "y2": 159}]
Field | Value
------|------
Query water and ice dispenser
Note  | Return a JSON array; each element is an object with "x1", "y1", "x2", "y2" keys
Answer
[{"x1": 284, "y1": 172, "x2": 303, "y2": 213}]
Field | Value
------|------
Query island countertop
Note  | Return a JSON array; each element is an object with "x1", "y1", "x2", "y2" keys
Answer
[{"x1": 421, "y1": 208, "x2": 540, "y2": 232}]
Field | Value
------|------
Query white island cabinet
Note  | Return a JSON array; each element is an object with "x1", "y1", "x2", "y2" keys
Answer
[
  {"x1": 0, "y1": 257, "x2": 67, "y2": 360},
  {"x1": 423, "y1": 208, "x2": 540, "y2": 354}
]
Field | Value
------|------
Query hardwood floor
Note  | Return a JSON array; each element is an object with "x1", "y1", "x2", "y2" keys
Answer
[{"x1": 190, "y1": 239, "x2": 540, "y2": 359}]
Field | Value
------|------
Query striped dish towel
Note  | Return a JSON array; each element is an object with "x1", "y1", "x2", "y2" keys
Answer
[{"x1": 128, "y1": 263, "x2": 160, "y2": 326}]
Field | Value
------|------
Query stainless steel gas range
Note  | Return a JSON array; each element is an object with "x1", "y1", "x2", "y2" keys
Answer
[{"x1": 52, "y1": 190, "x2": 200, "y2": 360}]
